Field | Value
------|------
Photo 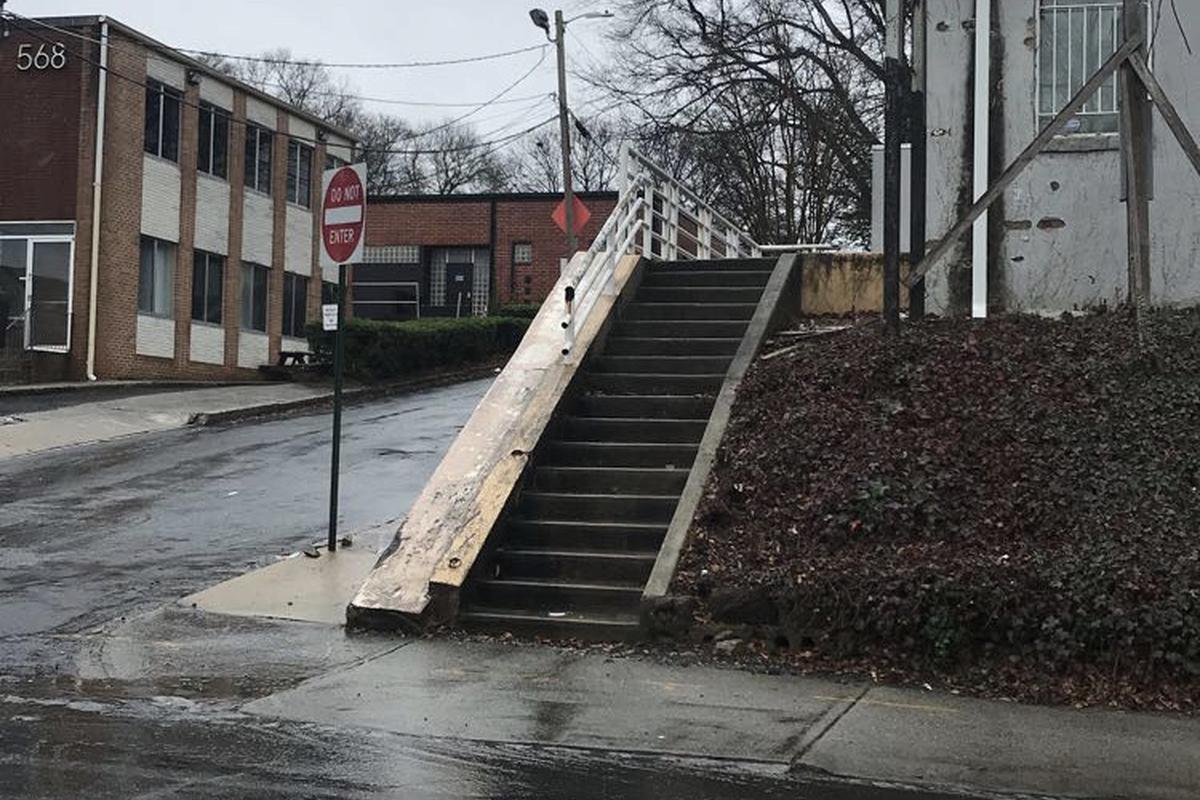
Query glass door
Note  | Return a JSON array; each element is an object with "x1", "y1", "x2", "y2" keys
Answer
[
  {"x1": 28, "y1": 240, "x2": 72, "y2": 350},
  {"x1": 0, "y1": 240, "x2": 27, "y2": 353}
]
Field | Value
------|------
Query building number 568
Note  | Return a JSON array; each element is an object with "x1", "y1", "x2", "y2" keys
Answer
[{"x1": 16, "y1": 43, "x2": 68, "y2": 71}]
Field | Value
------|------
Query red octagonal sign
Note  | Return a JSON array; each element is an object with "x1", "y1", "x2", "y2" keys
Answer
[{"x1": 322, "y1": 164, "x2": 366, "y2": 265}]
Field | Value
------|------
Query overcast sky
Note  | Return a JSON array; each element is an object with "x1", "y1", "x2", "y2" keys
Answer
[{"x1": 21, "y1": 0, "x2": 615, "y2": 139}]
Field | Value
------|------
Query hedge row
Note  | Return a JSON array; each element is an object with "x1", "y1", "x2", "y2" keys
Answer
[
  {"x1": 490, "y1": 303, "x2": 542, "y2": 320},
  {"x1": 306, "y1": 316, "x2": 530, "y2": 380}
]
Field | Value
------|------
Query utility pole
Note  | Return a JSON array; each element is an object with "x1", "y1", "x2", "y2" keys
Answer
[
  {"x1": 909, "y1": 0, "x2": 928, "y2": 321},
  {"x1": 882, "y1": 0, "x2": 903, "y2": 336},
  {"x1": 554, "y1": 9, "x2": 577, "y2": 255},
  {"x1": 1120, "y1": 0, "x2": 1152, "y2": 333}
]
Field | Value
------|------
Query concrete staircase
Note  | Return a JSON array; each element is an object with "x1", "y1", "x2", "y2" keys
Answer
[{"x1": 459, "y1": 258, "x2": 775, "y2": 639}]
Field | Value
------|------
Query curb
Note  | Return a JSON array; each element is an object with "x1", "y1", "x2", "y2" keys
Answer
[
  {"x1": 187, "y1": 363, "x2": 503, "y2": 427},
  {"x1": 0, "y1": 380, "x2": 252, "y2": 400}
]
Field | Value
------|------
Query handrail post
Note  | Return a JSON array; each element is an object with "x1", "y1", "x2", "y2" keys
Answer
[
  {"x1": 642, "y1": 183, "x2": 655, "y2": 257},
  {"x1": 699, "y1": 207, "x2": 712, "y2": 260}
]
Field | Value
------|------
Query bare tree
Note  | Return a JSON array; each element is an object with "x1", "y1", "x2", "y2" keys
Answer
[
  {"x1": 508, "y1": 121, "x2": 620, "y2": 192},
  {"x1": 594, "y1": 0, "x2": 902, "y2": 244}
]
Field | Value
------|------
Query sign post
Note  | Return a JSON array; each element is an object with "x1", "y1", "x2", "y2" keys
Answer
[{"x1": 320, "y1": 162, "x2": 367, "y2": 553}]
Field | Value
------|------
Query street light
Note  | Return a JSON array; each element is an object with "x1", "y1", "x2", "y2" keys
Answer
[{"x1": 529, "y1": 7, "x2": 613, "y2": 256}]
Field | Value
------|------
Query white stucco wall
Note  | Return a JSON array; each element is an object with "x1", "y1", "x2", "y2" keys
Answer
[
  {"x1": 922, "y1": 0, "x2": 1200, "y2": 312},
  {"x1": 190, "y1": 323, "x2": 225, "y2": 365}
]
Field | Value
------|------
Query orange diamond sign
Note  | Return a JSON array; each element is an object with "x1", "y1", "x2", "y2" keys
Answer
[{"x1": 552, "y1": 196, "x2": 591, "y2": 236}]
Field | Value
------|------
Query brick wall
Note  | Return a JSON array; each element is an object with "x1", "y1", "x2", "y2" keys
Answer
[{"x1": 365, "y1": 193, "x2": 618, "y2": 309}]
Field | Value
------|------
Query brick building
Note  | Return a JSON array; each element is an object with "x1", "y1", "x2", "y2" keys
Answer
[
  {"x1": 359, "y1": 192, "x2": 617, "y2": 319},
  {"x1": 0, "y1": 16, "x2": 355, "y2": 383}
]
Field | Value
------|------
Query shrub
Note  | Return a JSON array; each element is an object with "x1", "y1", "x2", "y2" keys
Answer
[
  {"x1": 491, "y1": 303, "x2": 542, "y2": 320},
  {"x1": 306, "y1": 316, "x2": 530, "y2": 381}
]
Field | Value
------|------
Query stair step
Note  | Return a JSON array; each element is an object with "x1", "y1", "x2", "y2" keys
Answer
[
  {"x1": 591, "y1": 355, "x2": 732, "y2": 375},
  {"x1": 542, "y1": 441, "x2": 699, "y2": 468},
  {"x1": 574, "y1": 393, "x2": 715, "y2": 419},
  {"x1": 469, "y1": 578, "x2": 643, "y2": 614},
  {"x1": 520, "y1": 492, "x2": 679, "y2": 523},
  {"x1": 624, "y1": 302, "x2": 758, "y2": 321},
  {"x1": 612, "y1": 320, "x2": 750, "y2": 338},
  {"x1": 636, "y1": 286, "x2": 764, "y2": 303},
  {"x1": 641, "y1": 270, "x2": 772, "y2": 288},
  {"x1": 585, "y1": 372, "x2": 724, "y2": 395},
  {"x1": 458, "y1": 608, "x2": 642, "y2": 641},
  {"x1": 559, "y1": 416, "x2": 706, "y2": 444},
  {"x1": 604, "y1": 337, "x2": 743, "y2": 357},
  {"x1": 532, "y1": 466, "x2": 690, "y2": 495},
  {"x1": 495, "y1": 549, "x2": 657, "y2": 583},
  {"x1": 646, "y1": 258, "x2": 775, "y2": 271},
  {"x1": 505, "y1": 519, "x2": 668, "y2": 552}
]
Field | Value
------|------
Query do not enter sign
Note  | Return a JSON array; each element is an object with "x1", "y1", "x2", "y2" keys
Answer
[{"x1": 321, "y1": 163, "x2": 367, "y2": 267}]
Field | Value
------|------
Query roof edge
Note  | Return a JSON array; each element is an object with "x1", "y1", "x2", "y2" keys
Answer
[
  {"x1": 24, "y1": 15, "x2": 359, "y2": 144},
  {"x1": 369, "y1": 191, "x2": 619, "y2": 204}
]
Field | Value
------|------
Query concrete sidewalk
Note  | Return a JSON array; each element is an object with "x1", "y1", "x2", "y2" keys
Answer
[
  {"x1": 0, "y1": 382, "x2": 332, "y2": 459},
  {"x1": 0, "y1": 366, "x2": 500, "y2": 459},
  {"x1": 243, "y1": 637, "x2": 1198, "y2": 800}
]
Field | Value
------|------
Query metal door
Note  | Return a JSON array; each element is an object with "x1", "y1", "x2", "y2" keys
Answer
[
  {"x1": 27, "y1": 241, "x2": 72, "y2": 349},
  {"x1": 445, "y1": 262, "x2": 473, "y2": 318}
]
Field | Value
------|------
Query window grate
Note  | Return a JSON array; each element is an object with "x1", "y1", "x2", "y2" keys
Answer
[
  {"x1": 364, "y1": 245, "x2": 420, "y2": 264},
  {"x1": 1037, "y1": 0, "x2": 1129, "y2": 134}
]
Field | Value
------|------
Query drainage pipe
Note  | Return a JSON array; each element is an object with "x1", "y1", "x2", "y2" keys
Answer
[
  {"x1": 972, "y1": 0, "x2": 990, "y2": 318},
  {"x1": 86, "y1": 17, "x2": 109, "y2": 380}
]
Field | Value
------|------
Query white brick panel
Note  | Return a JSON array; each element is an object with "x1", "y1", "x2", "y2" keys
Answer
[
  {"x1": 198, "y1": 77, "x2": 234, "y2": 109},
  {"x1": 136, "y1": 314, "x2": 175, "y2": 359},
  {"x1": 242, "y1": 191, "x2": 274, "y2": 266},
  {"x1": 246, "y1": 96, "x2": 277, "y2": 129},
  {"x1": 146, "y1": 55, "x2": 186, "y2": 89},
  {"x1": 141, "y1": 155, "x2": 181, "y2": 242},
  {"x1": 281, "y1": 336, "x2": 310, "y2": 354},
  {"x1": 289, "y1": 116, "x2": 316, "y2": 144},
  {"x1": 190, "y1": 323, "x2": 225, "y2": 365},
  {"x1": 237, "y1": 330, "x2": 270, "y2": 369},
  {"x1": 195, "y1": 175, "x2": 230, "y2": 255},
  {"x1": 285, "y1": 206, "x2": 314, "y2": 275}
]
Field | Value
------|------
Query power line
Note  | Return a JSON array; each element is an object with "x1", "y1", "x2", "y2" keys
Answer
[
  {"x1": 260, "y1": 84, "x2": 552, "y2": 109},
  {"x1": 178, "y1": 44, "x2": 548, "y2": 70},
  {"x1": 4, "y1": 11, "x2": 558, "y2": 157}
]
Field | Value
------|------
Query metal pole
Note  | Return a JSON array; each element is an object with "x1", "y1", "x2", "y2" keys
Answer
[
  {"x1": 555, "y1": 9, "x2": 578, "y2": 255},
  {"x1": 971, "y1": 0, "x2": 992, "y2": 319},
  {"x1": 327, "y1": 262, "x2": 347, "y2": 553},
  {"x1": 883, "y1": 0, "x2": 903, "y2": 336},
  {"x1": 909, "y1": 0, "x2": 928, "y2": 321}
]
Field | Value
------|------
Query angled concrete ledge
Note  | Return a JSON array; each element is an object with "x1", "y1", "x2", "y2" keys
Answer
[
  {"x1": 641, "y1": 253, "x2": 801, "y2": 634},
  {"x1": 348, "y1": 253, "x2": 642, "y2": 631}
]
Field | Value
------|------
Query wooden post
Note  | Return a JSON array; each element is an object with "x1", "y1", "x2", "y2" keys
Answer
[
  {"x1": 909, "y1": 0, "x2": 928, "y2": 320},
  {"x1": 1120, "y1": 0, "x2": 1152, "y2": 318},
  {"x1": 883, "y1": 0, "x2": 903, "y2": 336}
]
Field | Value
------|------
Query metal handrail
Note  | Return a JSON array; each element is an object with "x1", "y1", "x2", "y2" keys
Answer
[{"x1": 560, "y1": 143, "x2": 761, "y2": 360}]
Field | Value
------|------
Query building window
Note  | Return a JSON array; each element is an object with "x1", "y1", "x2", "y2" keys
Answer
[
  {"x1": 321, "y1": 280, "x2": 337, "y2": 305},
  {"x1": 197, "y1": 102, "x2": 230, "y2": 179},
  {"x1": 138, "y1": 236, "x2": 176, "y2": 317},
  {"x1": 365, "y1": 245, "x2": 420, "y2": 264},
  {"x1": 241, "y1": 262, "x2": 269, "y2": 332},
  {"x1": 513, "y1": 242, "x2": 533, "y2": 265},
  {"x1": 282, "y1": 272, "x2": 309, "y2": 337},
  {"x1": 244, "y1": 125, "x2": 274, "y2": 194},
  {"x1": 286, "y1": 140, "x2": 314, "y2": 207},
  {"x1": 191, "y1": 250, "x2": 224, "y2": 324},
  {"x1": 325, "y1": 153, "x2": 348, "y2": 171},
  {"x1": 1038, "y1": 0, "x2": 1124, "y2": 134},
  {"x1": 144, "y1": 80, "x2": 181, "y2": 162}
]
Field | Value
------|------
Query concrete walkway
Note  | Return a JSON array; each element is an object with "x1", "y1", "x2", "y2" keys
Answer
[
  {"x1": 244, "y1": 637, "x2": 1197, "y2": 800},
  {"x1": 0, "y1": 382, "x2": 333, "y2": 459},
  {"x1": 187, "y1": 551, "x2": 1199, "y2": 799}
]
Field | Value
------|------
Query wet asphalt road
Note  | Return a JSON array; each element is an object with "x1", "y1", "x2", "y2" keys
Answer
[{"x1": 0, "y1": 380, "x2": 966, "y2": 799}]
